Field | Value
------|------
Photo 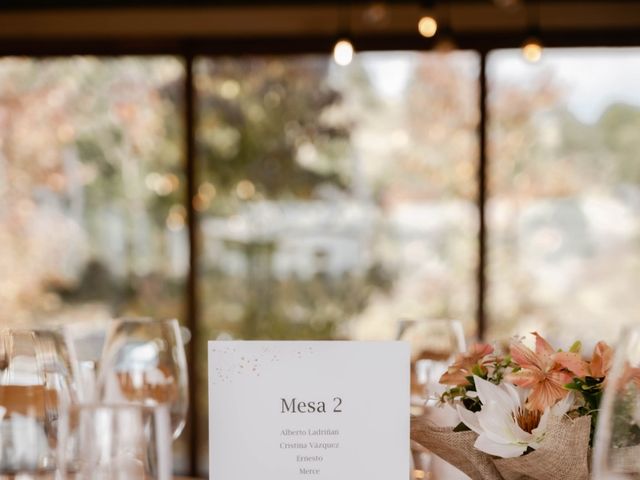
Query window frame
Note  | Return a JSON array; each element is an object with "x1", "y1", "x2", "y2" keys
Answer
[{"x1": 2, "y1": 27, "x2": 639, "y2": 477}]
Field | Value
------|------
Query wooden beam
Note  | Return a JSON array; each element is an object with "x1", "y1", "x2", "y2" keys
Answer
[{"x1": 0, "y1": 2, "x2": 639, "y2": 39}]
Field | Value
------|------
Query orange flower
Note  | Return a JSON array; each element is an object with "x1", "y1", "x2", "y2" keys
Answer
[
  {"x1": 506, "y1": 333, "x2": 573, "y2": 412},
  {"x1": 553, "y1": 341, "x2": 613, "y2": 379},
  {"x1": 440, "y1": 343, "x2": 495, "y2": 387}
]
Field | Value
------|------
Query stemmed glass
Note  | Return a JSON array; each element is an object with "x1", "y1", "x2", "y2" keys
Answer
[
  {"x1": 397, "y1": 318, "x2": 466, "y2": 480},
  {"x1": 0, "y1": 328, "x2": 79, "y2": 479},
  {"x1": 397, "y1": 317, "x2": 466, "y2": 408},
  {"x1": 592, "y1": 325, "x2": 640, "y2": 480},
  {"x1": 95, "y1": 318, "x2": 188, "y2": 439}
]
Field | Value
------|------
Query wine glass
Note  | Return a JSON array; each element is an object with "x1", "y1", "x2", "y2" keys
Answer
[
  {"x1": 397, "y1": 318, "x2": 466, "y2": 480},
  {"x1": 397, "y1": 317, "x2": 466, "y2": 408},
  {"x1": 593, "y1": 325, "x2": 640, "y2": 480},
  {"x1": 58, "y1": 403, "x2": 172, "y2": 480},
  {"x1": 34, "y1": 327, "x2": 84, "y2": 402},
  {"x1": 95, "y1": 318, "x2": 188, "y2": 439},
  {"x1": 0, "y1": 328, "x2": 79, "y2": 478}
]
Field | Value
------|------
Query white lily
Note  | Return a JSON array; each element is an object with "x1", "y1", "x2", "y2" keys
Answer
[{"x1": 456, "y1": 375, "x2": 573, "y2": 458}]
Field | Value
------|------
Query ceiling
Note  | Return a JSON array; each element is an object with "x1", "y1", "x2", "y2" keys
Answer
[
  {"x1": 2, "y1": 0, "x2": 639, "y2": 9},
  {"x1": 0, "y1": 0, "x2": 638, "y2": 53}
]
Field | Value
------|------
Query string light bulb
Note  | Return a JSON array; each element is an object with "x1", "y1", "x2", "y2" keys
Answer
[
  {"x1": 522, "y1": 36, "x2": 543, "y2": 63},
  {"x1": 522, "y1": 0, "x2": 543, "y2": 63},
  {"x1": 418, "y1": 15, "x2": 438, "y2": 38},
  {"x1": 333, "y1": 38, "x2": 354, "y2": 66}
]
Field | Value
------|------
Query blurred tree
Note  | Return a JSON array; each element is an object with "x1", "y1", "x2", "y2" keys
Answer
[
  {"x1": 486, "y1": 53, "x2": 640, "y2": 343},
  {"x1": 0, "y1": 57, "x2": 185, "y2": 323},
  {"x1": 195, "y1": 55, "x2": 389, "y2": 345},
  {"x1": 599, "y1": 103, "x2": 640, "y2": 183},
  {"x1": 196, "y1": 57, "x2": 351, "y2": 207},
  {"x1": 405, "y1": 52, "x2": 479, "y2": 200}
]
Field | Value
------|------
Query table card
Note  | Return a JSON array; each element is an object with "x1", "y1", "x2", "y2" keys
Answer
[{"x1": 209, "y1": 341, "x2": 409, "y2": 479}]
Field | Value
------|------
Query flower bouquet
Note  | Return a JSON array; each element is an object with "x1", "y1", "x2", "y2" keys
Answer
[{"x1": 410, "y1": 333, "x2": 618, "y2": 480}]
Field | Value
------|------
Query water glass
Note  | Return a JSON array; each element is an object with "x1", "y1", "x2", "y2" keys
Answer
[
  {"x1": 0, "y1": 328, "x2": 79, "y2": 478},
  {"x1": 58, "y1": 403, "x2": 172, "y2": 480}
]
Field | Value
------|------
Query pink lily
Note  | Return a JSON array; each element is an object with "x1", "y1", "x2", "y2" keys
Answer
[
  {"x1": 440, "y1": 343, "x2": 495, "y2": 387},
  {"x1": 506, "y1": 333, "x2": 573, "y2": 412},
  {"x1": 553, "y1": 341, "x2": 613, "y2": 379}
]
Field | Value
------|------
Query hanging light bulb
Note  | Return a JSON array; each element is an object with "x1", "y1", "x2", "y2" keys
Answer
[
  {"x1": 418, "y1": 15, "x2": 438, "y2": 38},
  {"x1": 418, "y1": 0, "x2": 438, "y2": 38},
  {"x1": 522, "y1": 36, "x2": 543, "y2": 63},
  {"x1": 522, "y1": 1, "x2": 543, "y2": 63},
  {"x1": 333, "y1": 38, "x2": 354, "y2": 66}
]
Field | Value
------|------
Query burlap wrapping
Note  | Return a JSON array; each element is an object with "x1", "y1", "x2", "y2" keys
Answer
[
  {"x1": 410, "y1": 416, "x2": 503, "y2": 480},
  {"x1": 410, "y1": 414, "x2": 592, "y2": 480}
]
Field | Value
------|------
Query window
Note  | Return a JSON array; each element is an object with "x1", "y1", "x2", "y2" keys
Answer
[
  {"x1": 2, "y1": 44, "x2": 640, "y2": 476},
  {"x1": 194, "y1": 51, "x2": 479, "y2": 472},
  {"x1": 0, "y1": 56, "x2": 186, "y2": 323},
  {"x1": 0, "y1": 56, "x2": 189, "y2": 468},
  {"x1": 487, "y1": 48, "x2": 640, "y2": 345}
]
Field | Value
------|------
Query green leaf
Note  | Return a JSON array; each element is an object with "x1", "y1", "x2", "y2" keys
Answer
[
  {"x1": 569, "y1": 340, "x2": 582, "y2": 353},
  {"x1": 466, "y1": 375, "x2": 477, "y2": 391}
]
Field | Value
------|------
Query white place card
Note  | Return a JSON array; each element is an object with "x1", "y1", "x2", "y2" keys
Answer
[{"x1": 209, "y1": 341, "x2": 409, "y2": 479}]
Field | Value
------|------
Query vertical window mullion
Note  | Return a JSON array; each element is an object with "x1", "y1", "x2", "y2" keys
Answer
[
  {"x1": 477, "y1": 50, "x2": 489, "y2": 340},
  {"x1": 184, "y1": 52, "x2": 200, "y2": 477}
]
